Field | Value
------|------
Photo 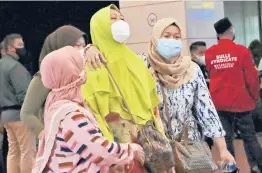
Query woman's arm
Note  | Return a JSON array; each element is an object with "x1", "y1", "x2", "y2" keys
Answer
[
  {"x1": 213, "y1": 137, "x2": 227, "y2": 153},
  {"x1": 193, "y1": 67, "x2": 225, "y2": 138},
  {"x1": 193, "y1": 67, "x2": 235, "y2": 163},
  {"x1": 20, "y1": 74, "x2": 49, "y2": 136},
  {"x1": 61, "y1": 112, "x2": 141, "y2": 167}
]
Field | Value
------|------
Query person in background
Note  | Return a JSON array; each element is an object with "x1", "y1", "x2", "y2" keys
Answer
[
  {"x1": 249, "y1": 40, "x2": 262, "y2": 70},
  {"x1": 0, "y1": 41, "x2": 5, "y2": 58},
  {"x1": 253, "y1": 40, "x2": 262, "y2": 133},
  {"x1": 250, "y1": 40, "x2": 262, "y2": 99},
  {"x1": 190, "y1": 41, "x2": 209, "y2": 87},
  {"x1": 249, "y1": 40, "x2": 262, "y2": 133},
  {"x1": 0, "y1": 125, "x2": 3, "y2": 173},
  {"x1": 32, "y1": 46, "x2": 144, "y2": 173},
  {"x1": 244, "y1": 39, "x2": 262, "y2": 173},
  {"x1": 147, "y1": 17, "x2": 235, "y2": 166},
  {"x1": 20, "y1": 25, "x2": 105, "y2": 140},
  {"x1": 0, "y1": 34, "x2": 36, "y2": 173},
  {"x1": 0, "y1": 40, "x2": 7, "y2": 173},
  {"x1": 190, "y1": 41, "x2": 214, "y2": 150},
  {"x1": 205, "y1": 17, "x2": 262, "y2": 173}
]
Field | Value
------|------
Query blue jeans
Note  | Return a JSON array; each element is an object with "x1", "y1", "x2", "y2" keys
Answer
[{"x1": 218, "y1": 111, "x2": 262, "y2": 171}]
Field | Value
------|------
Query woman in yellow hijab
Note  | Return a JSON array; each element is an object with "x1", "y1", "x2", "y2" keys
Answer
[{"x1": 81, "y1": 4, "x2": 163, "y2": 173}]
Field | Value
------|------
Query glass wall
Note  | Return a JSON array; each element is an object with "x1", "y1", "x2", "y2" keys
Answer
[{"x1": 224, "y1": 1, "x2": 260, "y2": 47}]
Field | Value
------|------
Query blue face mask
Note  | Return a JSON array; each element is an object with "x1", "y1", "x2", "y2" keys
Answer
[{"x1": 157, "y1": 39, "x2": 183, "y2": 59}]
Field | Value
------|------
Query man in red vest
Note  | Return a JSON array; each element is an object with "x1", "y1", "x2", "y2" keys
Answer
[{"x1": 205, "y1": 17, "x2": 262, "y2": 172}]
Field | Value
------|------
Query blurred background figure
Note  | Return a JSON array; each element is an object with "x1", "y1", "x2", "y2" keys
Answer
[
  {"x1": 190, "y1": 41, "x2": 214, "y2": 150},
  {"x1": 0, "y1": 34, "x2": 36, "y2": 173},
  {"x1": 248, "y1": 39, "x2": 262, "y2": 133},
  {"x1": 249, "y1": 39, "x2": 262, "y2": 70},
  {"x1": 0, "y1": 40, "x2": 7, "y2": 173},
  {"x1": 0, "y1": 41, "x2": 5, "y2": 58},
  {"x1": 206, "y1": 17, "x2": 262, "y2": 173},
  {"x1": 190, "y1": 41, "x2": 209, "y2": 87},
  {"x1": 244, "y1": 39, "x2": 262, "y2": 173}
]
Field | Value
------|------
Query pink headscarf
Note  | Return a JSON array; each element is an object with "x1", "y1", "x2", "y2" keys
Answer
[
  {"x1": 41, "y1": 46, "x2": 86, "y2": 114},
  {"x1": 33, "y1": 46, "x2": 87, "y2": 172},
  {"x1": 41, "y1": 45, "x2": 87, "y2": 146}
]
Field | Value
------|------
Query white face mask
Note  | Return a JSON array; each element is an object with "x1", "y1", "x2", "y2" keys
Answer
[
  {"x1": 111, "y1": 20, "x2": 130, "y2": 43},
  {"x1": 194, "y1": 54, "x2": 206, "y2": 65}
]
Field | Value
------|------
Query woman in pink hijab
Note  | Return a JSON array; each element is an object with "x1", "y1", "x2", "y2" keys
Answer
[{"x1": 32, "y1": 46, "x2": 144, "y2": 173}]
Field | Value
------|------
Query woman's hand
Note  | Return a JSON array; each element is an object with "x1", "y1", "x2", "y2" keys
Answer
[
  {"x1": 84, "y1": 45, "x2": 106, "y2": 70},
  {"x1": 214, "y1": 137, "x2": 236, "y2": 164},
  {"x1": 109, "y1": 165, "x2": 126, "y2": 173},
  {"x1": 219, "y1": 148, "x2": 236, "y2": 165},
  {"x1": 130, "y1": 143, "x2": 145, "y2": 165},
  {"x1": 109, "y1": 163, "x2": 132, "y2": 173}
]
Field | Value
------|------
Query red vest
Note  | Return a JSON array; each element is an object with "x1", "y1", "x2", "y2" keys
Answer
[{"x1": 205, "y1": 39, "x2": 259, "y2": 112}]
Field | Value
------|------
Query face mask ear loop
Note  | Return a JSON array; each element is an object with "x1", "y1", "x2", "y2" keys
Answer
[{"x1": 52, "y1": 70, "x2": 86, "y2": 92}]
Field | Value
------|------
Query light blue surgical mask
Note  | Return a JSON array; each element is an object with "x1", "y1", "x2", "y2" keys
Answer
[{"x1": 157, "y1": 39, "x2": 183, "y2": 59}]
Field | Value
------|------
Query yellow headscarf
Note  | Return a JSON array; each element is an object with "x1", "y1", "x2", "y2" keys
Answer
[{"x1": 81, "y1": 4, "x2": 160, "y2": 141}]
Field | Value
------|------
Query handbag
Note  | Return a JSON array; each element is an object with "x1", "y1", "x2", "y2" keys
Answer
[
  {"x1": 160, "y1": 84, "x2": 218, "y2": 173},
  {"x1": 103, "y1": 61, "x2": 174, "y2": 173},
  {"x1": 137, "y1": 121, "x2": 175, "y2": 173}
]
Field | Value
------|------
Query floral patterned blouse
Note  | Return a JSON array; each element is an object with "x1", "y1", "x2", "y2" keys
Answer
[
  {"x1": 155, "y1": 65, "x2": 225, "y2": 141},
  {"x1": 139, "y1": 53, "x2": 225, "y2": 141},
  {"x1": 138, "y1": 53, "x2": 225, "y2": 141}
]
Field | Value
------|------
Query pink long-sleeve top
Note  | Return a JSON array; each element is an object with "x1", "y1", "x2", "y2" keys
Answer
[{"x1": 44, "y1": 108, "x2": 134, "y2": 173}]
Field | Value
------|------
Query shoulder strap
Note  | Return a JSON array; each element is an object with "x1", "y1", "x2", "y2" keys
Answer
[
  {"x1": 103, "y1": 62, "x2": 137, "y2": 125},
  {"x1": 159, "y1": 82, "x2": 173, "y2": 137}
]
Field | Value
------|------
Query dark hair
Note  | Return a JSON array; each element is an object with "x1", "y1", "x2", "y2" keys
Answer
[
  {"x1": 3, "y1": 33, "x2": 23, "y2": 51},
  {"x1": 171, "y1": 23, "x2": 180, "y2": 30},
  {"x1": 190, "y1": 41, "x2": 206, "y2": 52},
  {"x1": 248, "y1": 39, "x2": 262, "y2": 66}
]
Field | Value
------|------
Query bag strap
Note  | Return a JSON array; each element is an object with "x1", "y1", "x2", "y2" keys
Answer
[
  {"x1": 160, "y1": 82, "x2": 173, "y2": 138},
  {"x1": 102, "y1": 61, "x2": 137, "y2": 125},
  {"x1": 180, "y1": 120, "x2": 205, "y2": 142},
  {"x1": 160, "y1": 79, "x2": 205, "y2": 146}
]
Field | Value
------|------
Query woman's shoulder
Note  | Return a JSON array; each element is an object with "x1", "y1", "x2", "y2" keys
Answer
[
  {"x1": 181, "y1": 61, "x2": 201, "y2": 84},
  {"x1": 137, "y1": 53, "x2": 149, "y2": 68},
  {"x1": 190, "y1": 61, "x2": 203, "y2": 79},
  {"x1": 29, "y1": 73, "x2": 50, "y2": 93},
  {"x1": 61, "y1": 104, "x2": 98, "y2": 127},
  {"x1": 33, "y1": 71, "x2": 41, "y2": 79},
  {"x1": 31, "y1": 72, "x2": 45, "y2": 86},
  {"x1": 50, "y1": 101, "x2": 85, "y2": 117}
]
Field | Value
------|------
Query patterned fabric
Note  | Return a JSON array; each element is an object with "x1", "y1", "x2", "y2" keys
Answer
[
  {"x1": 156, "y1": 66, "x2": 225, "y2": 141},
  {"x1": 44, "y1": 106, "x2": 134, "y2": 173},
  {"x1": 137, "y1": 53, "x2": 149, "y2": 68}
]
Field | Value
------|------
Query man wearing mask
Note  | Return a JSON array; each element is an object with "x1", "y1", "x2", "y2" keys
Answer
[
  {"x1": 0, "y1": 34, "x2": 35, "y2": 173},
  {"x1": 190, "y1": 41, "x2": 209, "y2": 87},
  {"x1": 205, "y1": 17, "x2": 262, "y2": 173}
]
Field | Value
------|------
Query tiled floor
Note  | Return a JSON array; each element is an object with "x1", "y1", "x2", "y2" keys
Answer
[{"x1": 212, "y1": 133, "x2": 262, "y2": 173}]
